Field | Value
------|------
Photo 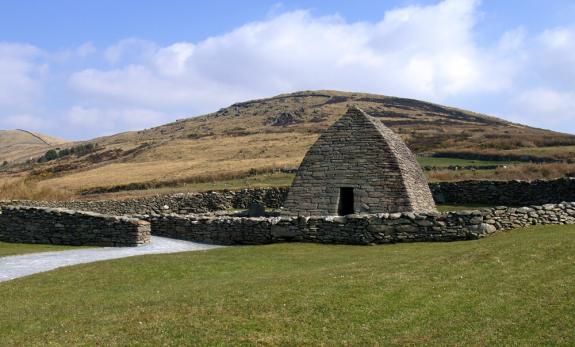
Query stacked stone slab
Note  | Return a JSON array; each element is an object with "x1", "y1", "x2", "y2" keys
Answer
[
  {"x1": 0, "y1": 206, "x2": 150, "y2": 247},
  {"x1": 283, "y1": 106, "x2": 436, "y2": 216}
]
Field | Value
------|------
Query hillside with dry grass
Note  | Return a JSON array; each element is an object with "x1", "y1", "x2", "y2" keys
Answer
[
  {"x1": 0, "y1": 130, "x2": 69, "y2": 163},
  {"x1": 2, "y1": 90, "x2": 575, "y2": 199}
]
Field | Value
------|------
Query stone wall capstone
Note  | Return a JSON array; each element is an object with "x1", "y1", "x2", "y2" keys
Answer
[{"x1": 0, "y1": 206, "x2": 151, "y2": 247}]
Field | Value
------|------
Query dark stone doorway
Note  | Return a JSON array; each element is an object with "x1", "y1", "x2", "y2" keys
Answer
[{"x1": 338, "y1": 187, "x2": 354, "y2": 215}]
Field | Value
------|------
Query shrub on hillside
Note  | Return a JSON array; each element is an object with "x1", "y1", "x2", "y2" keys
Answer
[
  {"x1": 70, "y1": 143, "x2": 96, "y2": 156},
  {"x1": 42, "y1": 149, "x2": 58, "y2": 162},
  {"x1": 37, "y1": 143, "x2": 98, "y2": 163}
]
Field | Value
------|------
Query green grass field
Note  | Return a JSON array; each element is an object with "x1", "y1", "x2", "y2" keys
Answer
[
  {"x1": 0, "y1": 241, "x2": 82, "y2": 257},
  {"x1": 1, "y1": 225, "x2": 573, "y2": 346}
]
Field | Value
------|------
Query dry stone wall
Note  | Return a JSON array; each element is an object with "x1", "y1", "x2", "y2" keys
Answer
[
  {"x1": 1, "y1": 202, "x2": 573, "y2": 247},
  {"x1": 148, "y1": 202, "x2": 575, "y2": 245},
  {"x1": 1, "y1": 178, "x2": 574, "y2": 216},
  {"x1": 0, "y1": 188, "x2": 288, "y2": 216},
  {"x1": 430, "y1": 178, "x2": 575, "y2": 205},
  {"x1": 0, "y1": 206, "x2": 151, "y2": 247}
]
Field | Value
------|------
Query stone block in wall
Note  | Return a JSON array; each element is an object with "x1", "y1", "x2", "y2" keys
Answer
[{"x1": 271, "y1": 224, "x2": 297, "y2": 238}]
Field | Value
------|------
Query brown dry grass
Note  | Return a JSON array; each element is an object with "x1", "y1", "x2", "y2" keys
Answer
[
  {"x1": 0, "y1": 178, "x2": 71, "y2": 201},
  {"x1": 3, "y1": 91, "x2": 575, "y2": 197},
  {"x1": 83, "y1": 172, "x2": 295, "y2": 200},
  {"x1": 0, "y1": 129, "x2": 69, "y2": 163},
  {"x1": 427, "y1": 163, "x2": 575, "y2": 182},
  {"x1": 37, "y1": 133, "x2": 317, "y2": 193}
]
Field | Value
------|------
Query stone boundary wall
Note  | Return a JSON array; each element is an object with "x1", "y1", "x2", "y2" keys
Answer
[
  {"x1": 1, "y1": 203, "x2": 573, "y2": 247},
  {"x1": 0, "y1": 188, "x2": 289, "y2": 216},
  {"x1": 0, "y1": 206, "x2": 151, "y2": 247},
  {"x1": 430, "y1": 178, "x2": 575, "y2": 205},
  {"x1": 148, "y1": 202, "x2": 575, "y2": 245},
  {"x1": 1, "y1": 178, "x2": 574, "y2": 215}
]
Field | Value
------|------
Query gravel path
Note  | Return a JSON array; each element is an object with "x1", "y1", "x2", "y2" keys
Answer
[{"x1": 0, "y1": 236, "x2": 222, "y2": 283}]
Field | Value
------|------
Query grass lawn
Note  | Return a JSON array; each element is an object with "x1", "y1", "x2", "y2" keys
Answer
[
  {"x1": 0, "y1": 241, "x2": 82, "y2": 258},
  {"x1": 1, "y1": 225, "x2": 574, "y2": 346}
]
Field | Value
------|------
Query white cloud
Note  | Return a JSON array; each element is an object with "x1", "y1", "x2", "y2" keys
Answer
[
  {"x1": 0, "y1": 114, "x2": 49, "y2": 130},
  {"x1": 539, "y1": 27, "x2": 573, "y2": 49},
  {"x1": 154, "y1": 43, "x2": 194, "y2": 76},
  {"x1": 69, "y1": 0, "x2": 514, "y2": 113},
  {"x1": 0, "y1": 43, "x2": 44, "y2": 107},
  {"x1": 76, "y1": 42, "x2": 97, "y2": 58},
  {"x1": 505, "y1": 26, "x2": 575, "y2": 133},
  {"x1": 67, "y1": 106, "x2": 170, "y2": 135},
  {"x1": 2, "y1": 0, "x2": 575, "y2": 138},
  {"x1": 533, "y1": 27, "x2": 575, "y2": 87},
  {"x1": 104, "y1": 39, "x2": 157, "y2": 65},
  {"x1": 510, "y1": 88, "x2": 575, "y2": 131}
]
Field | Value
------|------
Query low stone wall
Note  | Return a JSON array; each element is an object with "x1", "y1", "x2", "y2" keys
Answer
[
  {"x1": 1, "y1": 202, "x2": 573, "y2": 247},
  {"x1": 430, "y1": 178, "x2": 575, "y2": 205},
  {"x1": 0, "y1": 188, "x2": 289, "y2": 216},
  {"x1": 148, "y1": 202, "x2": 575, "y2": 245},
  {"x1": 2, "y1": 178, "x2": 574, "y2": 215},
  {"x1": 0, "y1": 206, "x2": 151, "y2": 247}
]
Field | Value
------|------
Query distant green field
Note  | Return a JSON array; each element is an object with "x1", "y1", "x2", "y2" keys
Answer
[
  {"x1": 0, "y1": 241, "x2": 82, "y2": 258},
  {"x1": 417, "y1": 156, "x2": 518, "y2": 167},
  {"x1": 1, "y1": 225, "x2": 573, "y2": 346}
]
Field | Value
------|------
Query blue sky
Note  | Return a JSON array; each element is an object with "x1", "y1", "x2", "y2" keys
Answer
[{"x1": 1, "y1": 0, "x2": 574, "y2": 139}]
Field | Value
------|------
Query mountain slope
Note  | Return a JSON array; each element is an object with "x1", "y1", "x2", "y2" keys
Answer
[
  {"x1": 3, "y1": 90, "x2": 575, "y2": 194},
  {"x1": 0, "y1": 130, "x2": 69, "y2": 163}
]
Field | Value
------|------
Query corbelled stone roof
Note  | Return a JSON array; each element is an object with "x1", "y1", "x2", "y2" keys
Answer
[{"x1": 282, "y1": 106, "x2": 436, "y2": 216}]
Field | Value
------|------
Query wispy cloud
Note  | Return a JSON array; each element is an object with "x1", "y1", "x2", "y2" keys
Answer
[{"x1": 0, "y1": 43, "x2": 45, "y2": 106}]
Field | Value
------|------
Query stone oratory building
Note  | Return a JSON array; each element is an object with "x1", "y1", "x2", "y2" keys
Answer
[{"x1": 283, "y1": 106, "x2": 437, "y2": 216}]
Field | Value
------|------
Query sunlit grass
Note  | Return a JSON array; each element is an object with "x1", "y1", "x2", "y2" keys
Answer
[
  {"x1": 1, "y1": 225, "x2": 573, "y2": 346},
  {"x1": 0, "y1": 241, "x2": 83, "y2": 258}
]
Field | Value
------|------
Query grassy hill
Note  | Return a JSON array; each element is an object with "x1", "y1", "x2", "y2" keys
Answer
[
  {"x1": 0, "y1": 130, "x2": 68, "y2": 163},
  {"x1": 2, "y1": 90, "x2": 575, "y2": 198},
  {"x1": 1, "y1": 225, "x2": 573, "y2": 345}
]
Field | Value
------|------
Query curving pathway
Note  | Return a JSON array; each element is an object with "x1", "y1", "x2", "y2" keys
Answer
[{"x1": 0, "y1": 236, "x2": 222, "y2": 283}]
